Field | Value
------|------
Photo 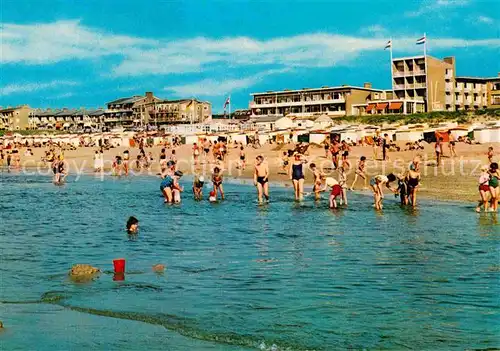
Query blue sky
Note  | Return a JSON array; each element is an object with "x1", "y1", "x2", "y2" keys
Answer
[{"x1": 1, "y1": 0, "x2": 499, "y2": 112}]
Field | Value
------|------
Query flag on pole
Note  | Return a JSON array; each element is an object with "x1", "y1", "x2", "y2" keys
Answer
[
  {"x1": 223, "y1": 96, "x2": 230, "y2": 109},
  {"x1": 384, "y1": 40, "x2": 392, "y2": 50},
  {"x1": 416, "y1": 35, "x2": 426, "y2": 45}
]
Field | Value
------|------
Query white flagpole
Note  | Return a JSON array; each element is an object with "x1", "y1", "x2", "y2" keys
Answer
[
  {"x1": 424, "y1": 33, "x2": 429, "y2": 112},
  {"x1": 390, "y1": 37, "x2": 394, "y2": 98}
]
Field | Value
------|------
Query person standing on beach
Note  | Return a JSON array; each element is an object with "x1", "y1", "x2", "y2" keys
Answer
[
  {"x1": 193, "y1": 143, "x2": 200, "y2": 167},
  {"x1": 239, "y1": 146, "x2": 246, "y2": 170},
  {"x1": 254, "y1": 155, "x2": 269, "y2": 203},
  {"x1": 448, "y1": 131, "x2": 457, "y2": 157},
  {"x1": 382, "y1": 134, "x2": 390, "y2": 161},
  {"x1": 203, "y1": 139, "x2": 211, "y2": 164},
  {"x1": 324, "y1": 138, "x2": 330, "y2": 159},
  {"x1": 435, "y1": 138, "x2": 443, "y2": 166},
  {"x1": 488, "y1": 147, "x2": 494, "y2": 164},
  {"x1": 330, "y1": 136, "x2": 340, "y2": 170},
  {"x1": 340, "y1": 140, "x2": 351, "y2": 169},
  {"x1": 372, "y1": 134, "x2": 379, "y2": 160},
  {"x1": 290, "y1": 153, "x2": 306, "y2": 201}
]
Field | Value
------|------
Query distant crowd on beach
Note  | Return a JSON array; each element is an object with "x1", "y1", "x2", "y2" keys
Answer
[{"x1": 0, "y1": 131, "x2": 498, "y2": 212}]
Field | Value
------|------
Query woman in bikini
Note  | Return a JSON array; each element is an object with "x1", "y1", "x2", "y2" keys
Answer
[
  {"x1": 212, "y1": 166, "x2": 225, "y2": 200},
  {"x1": 254, "y1": 156, "x2": 269, "y2": 203},
  {"x1": 290, "y1": 153, "x2": 306, "y2": 201}
]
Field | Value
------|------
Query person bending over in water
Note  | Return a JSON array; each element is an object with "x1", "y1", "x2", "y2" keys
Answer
[
  {"x1": 322, "y1": 178, "x2": 341, "y2": 209},
  {"x1": 290, "y1": 153, "x2": 306, "y2": 201},
  {"x1": 349, "y1": 156, "x2": 367, "y2": 190},
  {"x1": 254, "y1": 155, "x2": 269, "y2": 203},
  {"x1": 212, "y1": 167, "x2": 225, "y2": 200},
  {"x1": 370, "y1": 173, "x2": 397, "y2": 210},
  {"x1": 126, "y1": 216, "x2": 139, "y2": 234},
  {"x1": 310, "y1": 163, "x2": 324, "y2": 201},
  {"x1": 193, "y1": 175, "x2": 205, "y2": 200},
  {"x1": 397, "y1": 173, "x2": 408, "y2": 206}
]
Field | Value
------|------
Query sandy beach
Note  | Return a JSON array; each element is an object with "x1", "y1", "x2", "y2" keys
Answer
[{"x1": 7, "y1": 140, "x2": 498, "y2": 204}]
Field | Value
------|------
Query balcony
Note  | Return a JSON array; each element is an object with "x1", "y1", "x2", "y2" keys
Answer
[
  {"x1": 474, "y1": 99, "x2": 481, "y2": 106},
  {"x1": 393, "y1": 84, "x2": 405, "y2": 90},
  {"x1": 393, "y1": 70, "x2": 405, "y2": 77},
  {"x1": 414, "y1": 83, "x2": 426, "y2": 89},
  {"x1": 445, "y1": 83, "x2": 453, "y2": 91},
  {"x1": 463, "y1": 86, "x2": 472, "y2": 93},
  {"x1": 455, "y1": 96, "x2": 463, "y2": 104},
  {"x1": 465, "y1": 97, "x2": 472, "y2": 105},
  {"x1": 413, "y1": 69, "x2": 426, "y2": 76},
  {"x1": 445, "y1": 71, "x2": 453, "y2": 79},
  {"x1": 445, "y1": 96, "x2": 453, "y2": 105},
  {"x1": 406, "y1": 84, "x2": 415, "y2": 89}
]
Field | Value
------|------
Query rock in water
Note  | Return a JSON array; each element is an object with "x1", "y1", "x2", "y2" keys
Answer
[
  {"x1": 69, "y1": 264, "x2": 100, "y2": 277},
  {"x1": 152, "y1": 264, "x2": 165, "y2": 273}
]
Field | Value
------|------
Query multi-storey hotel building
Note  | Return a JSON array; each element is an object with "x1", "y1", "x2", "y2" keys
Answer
[{"x1": 249, "y1": 84, "x2": 392, "y2": 117}]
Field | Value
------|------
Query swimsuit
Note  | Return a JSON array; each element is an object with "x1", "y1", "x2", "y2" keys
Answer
[
  {"x1": 291, "y1": 164, "x2": 304, "y2": 180},
  {"x1": 213, "y1": 176, "x2": 222, "y2": 187},
  {"x1": 240, "y1": 155, "x2": 245, "y2": 161},
  {"x1": 407, "y1": 177, "x2": 419, "y2": 191},
  {"x1": 160, "y1": 176, "x2": 173, "y2": 191},
  {"x1": 489, "y1": 175, "x2": 499, "y2": 188},
  {"x1": 257, "y1": 176, "x2": 268, "y2": 186},
  {"x1": 331, "y1": 184, "x2": 342, "y2": 197}
]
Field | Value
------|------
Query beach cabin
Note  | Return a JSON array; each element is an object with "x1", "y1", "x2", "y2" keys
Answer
[
  {"x1": 309, "y1": 131, "x2": 330, "y2": 145},
  {"x1": 249, "y1": 116, "x2": 294, "y2": 132},
  {"x1": 394, "y1": 127, "x2": 424, "y2": 142},
  {"x1": 292, "y1": 116, "x2": 315, "y2": 129},
  {"x1": 313, "y1": 115, "x2": 333, "y2": 130}
]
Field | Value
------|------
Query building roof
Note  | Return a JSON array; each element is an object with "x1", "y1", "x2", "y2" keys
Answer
[
  {"x1": 106, "y1": 96, "x2": 145, "y2": 105},
  {"x1": 392, "y1": 55, "x2": 426, "y2": 61},
  {"x1": 249, "y1": 115, "x2": 289, "y2": 123},
  {"x1": 88, "y1": 109, "x2": 106, "y2": 116},
  {"x1": 456, "y1": 76, "x2": 500, "y2": 82},
  {"x1": 0, "y1": 105, "x2": 30, "y2": 113},
  {"x1": 251, "y1": 85, "x2": 383, "y2": 96}
]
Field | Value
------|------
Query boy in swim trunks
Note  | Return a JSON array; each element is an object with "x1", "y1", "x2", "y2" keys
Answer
[
  {"x1": 254, "y1": 155, "x2": 269, "y2": 203},
  {"x1": 337, "y1": 166, "x2": 348, "y2": 206},
  {"x1": 370, "y1": 173, "x2": 397, "y2": 210},
  {"x1": 212, "y1": 167, "x2": 224, "y2": 200},
  {"x1": 239, "y1": 146, "x2": 246, "y2": 170},
  {"x1": 322, "y1": 178, "x2": 341, "y2": 209}
]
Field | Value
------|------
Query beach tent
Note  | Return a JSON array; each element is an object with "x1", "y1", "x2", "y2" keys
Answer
[{"x1": 434, "y1": 131, "x2": 450, "y2": 142}]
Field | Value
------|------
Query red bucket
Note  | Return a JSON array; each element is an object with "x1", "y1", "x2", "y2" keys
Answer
[
  {"x1": 113, "y1": 258, "x2": 126, "y2": 273},
  {"x1": 113, "y1": 272, "x2": 125, "y2": 281}
]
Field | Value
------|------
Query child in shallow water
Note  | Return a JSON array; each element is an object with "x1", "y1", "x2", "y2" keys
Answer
[
  {"x1": 370, "y1": 173, "x2": 398, "y2": 210},
  {"x1": 476, "y1": 165, "x2": 491, "y2": 213},
  {"x1": 212, "y1": 167, "x2": 224, "y2": 200}
]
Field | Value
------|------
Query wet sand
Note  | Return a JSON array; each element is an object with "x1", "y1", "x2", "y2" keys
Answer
[{"x1": 7, "y1": 141, "x2": 498, "y2": 203}]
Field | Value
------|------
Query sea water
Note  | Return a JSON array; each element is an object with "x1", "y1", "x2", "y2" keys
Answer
[{"x1": 0, "y1": 173, "x2": 498, "y2": 350}]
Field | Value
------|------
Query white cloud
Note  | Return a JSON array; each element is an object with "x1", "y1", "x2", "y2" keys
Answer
[
  {"x1": 477, "y1": 16, "x2": 494, "y2": 24},
  {"x1": 164, "y1": 69, "x2": 290, "y2": 97},
  {"x1": 0, "y1": 80, "x2": 79, "y2": 96},
  {"x1": 405, "y1": 0, "x2": 470, "y2": 17},
  {"x1": 1, "y1": 19, "x2": 499, "y2": 79},
  {"x1": 361, "y1": 25, "x2": 387, "y2": 36}
]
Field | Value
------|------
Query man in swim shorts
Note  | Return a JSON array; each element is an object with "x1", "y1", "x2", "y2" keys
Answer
[{"x1": 254, "y1": 155, "x2": 269, "y2": 203}]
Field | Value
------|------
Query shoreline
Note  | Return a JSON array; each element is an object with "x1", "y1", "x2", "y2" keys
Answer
[{"x1": 2, "y1": 141, "x2": 498, "y2": 205}]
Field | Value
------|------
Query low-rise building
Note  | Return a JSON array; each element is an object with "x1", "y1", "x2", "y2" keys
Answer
[
  {"x1": 487, "y1": 75, "x2": 500, "y2": 108},
  {"x1": 0, "y1": 105, "x2": 31, "y2": 130}
]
